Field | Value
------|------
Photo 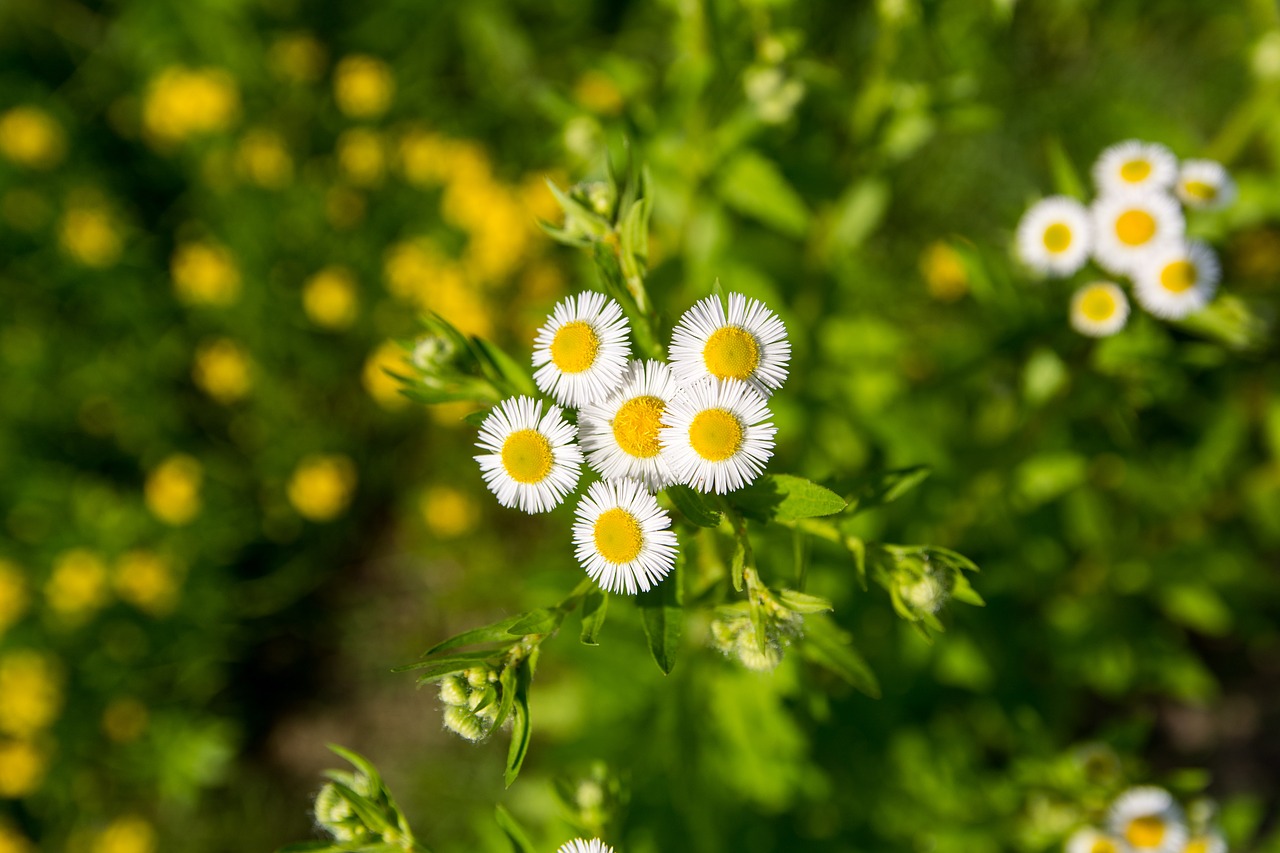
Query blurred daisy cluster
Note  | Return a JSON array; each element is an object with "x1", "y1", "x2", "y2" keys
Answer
[
  {"x1": 474, "y1": 288, "x2": 790, "y2": 596},
  {"x1": 1065, "y1": 786, "x2": 1227, "y2": 853},
  {"x1": 1015, "y1": 140, "x2": 1236, "y2": 337}
]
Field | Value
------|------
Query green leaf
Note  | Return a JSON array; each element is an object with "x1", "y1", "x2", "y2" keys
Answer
[
  {"x1": 846, "y1": 535, "x2": 867, "y2": 590},
  {"x1": 579, "y1": 589, "x2": 609, "y2": 645},
  {"x1": 506, "y1": 607, "x2": 566, "y2": 636},
  {"x1": 504, "y1": 662, "x2": 533, "y2": 787},
  {"x1": 421, "y1": 615, "x2": 531, "y2": 657},
  {"x1": 327, "y1": 744, "x2": 383, "y2": 790},
  {"x1": 494, "y1": 805, "x2": 537, "y2": 853},
  {"x1": 324, "y1": 781, "x2": 393, "y2": 834},
  {"x1": 392, "y1": 648, "x2": 507, "y2": 675},
  {"x1": 730, "y1": 534, "x2": 746, "y2": 593},
  {"x1": 462, "y1": 409, "x2": 491, "y2": 428},
  {"x1": 664, "y1": 484, "x2": 722, "y2": 528},
  {"x1": 1045, "y1": 136, "x2": 1087, "y2": 200},
  {"x1": 951, "y1": 572, "x2": 986, "y2": 607},
  {"x1": 492, "y1": 662, "x2": 518, "y2": 731},
  {"x1": 730, "y1": 474, "x2": 848, "y2": 523},
  {"x1": 802, "y1": 615, "x2": 881, "y2": 698},
  {"x1": 828, "y1": 466, "x2": 932, "y2": 515},
  {"x1": 638, "y1": 576, "x2": 683, "y2": 675},
  {"x1": 776, "y1": 589, "x2": 834, "y2": 614},
  {"x1": 471, "y1": 337, "x2": 537, "y2": 397},
  {"x1": 826, "y1": 178, "x2": 890, "y2": 254},
  {"x1": 715, "y1": 150, "x2": 811, "y2": 238}
]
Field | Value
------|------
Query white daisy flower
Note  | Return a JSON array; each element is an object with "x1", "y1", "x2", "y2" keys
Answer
[
  {"x1": 1181, "y1": 830, "x2": 1226, "y2": 853},
  {"x1": 1015, "y1": 196, "x2": 1093, "y2": 277},
  {"x1": 1133, "y1": 240, "x2": 1220, "y2": 320},
  {"x1": 1091, "y1": 191, "x2": 1185, "y2": 276},
  {"x1": 1070, "y1": 281, "x2": 1130, "y2": 337},
  {"x1": 579, "y1": 360, "x2": 681, "y2": 491},
  {"x1": 532, "y1": 291, "x2": 632, "y2": 408},
  {"x1": 572, "y1": 479, "x2": 677, "y2": 595},
  {"x1": 661, "y1": 378, "x2": 776, "y2": 495},
  {"x1": 556, "y1": 840, "x2": 615, "y2": 853},
  {"x1": 1093, "y1": 140, "x2": 1178, "y2": 195},
  {"x1": 1109, "y1": 787, "x2": 1188, "y2": 853},
  {"x1": 1175, "y1": 160, "x2": 1236, "y2": 210},
  {"x1": 475, "y1": 396, "x2": 582, "y2": 514},
  {"x1": 1066, "y1": 827, "x2": 1133, "y2": 853},
  {"x1": 669, "y1": 292, "x2": 790, "y2": 396}
]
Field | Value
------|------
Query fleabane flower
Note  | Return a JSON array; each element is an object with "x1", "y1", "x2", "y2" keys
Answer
[
  {"x1": 573, "y1": 479, "x2": 677, "y2": 595},
  {"x1": 475, "y1": 396, "x2": 582, "y2": 513},
  {"x1": 1067, "y1": 827, "x2": 1133, "y2": 853},
  {"x1": 532, "y1": 292, "x2": 631, "y2": 408},
  {"x1": 1182, "y1": 829, "x2": 1227, "y2": 853},
  {"x1": 1175, "y1": 160, "x2": 1235, "y2": 210},
  {"x1": 1091, "y1": 191, "x2": 1184, "y2": 275},
  {"x1": 661, "y1": 379, "x2": 776, "y2": 495},
  {"x1": 1070, "y1": 281, "x2": 1130, "y2": 337},
  {"x1": 1108, "y1": 787, "x2": 1188, "y2": 853},
  {"x1": 1015, "y1": 196, "x2": 1092, "y2": 277},
  {"x1": 1133, "y1": 240, "x2": 1219, "y2": 320},
  {"x1": 579, "y1": 360, "x2": 681, "y2": 491},
  {"x1": 669, "y1": 292, "x2": 790, "y2": 397},
  {"x1": 557, "y1": 840, "x2": 615, "y2": 853},
  {"x1": 1093, "y1": 140, "x2": 1178, "y2": 195}
]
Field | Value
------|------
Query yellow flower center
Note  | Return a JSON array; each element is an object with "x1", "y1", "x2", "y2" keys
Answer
[
  {"x1": 1042, "y1": 223, "x2": 1073, "y2": 253},
  {"x1": 1079, "y1": 286, "x2": 1118, "y2": 322},
  {"x1": 501, "y1": 430, "x2": 553, "y2": 484},
  {"x1": 1125, "y1": 816, "x2": 1166, "y2": 848},
  {"x1": 1183, "y1": 179, "x2": 1216, "y2": 202},
  {"x1": 613, "y1": 395, "x2": 666, "y2": 458},
  {"x1": 1120, "y1": 159, "x2": 1152, "y2": 183},
  {"x1": 1089, "y1": 840, "x2": 1118, "y2": 853},
  {"x1": 1184, "y1": 840, "x2": 1209, "y2": 853},
  {"x1": 593, "y1": 508, "x2": 644, "y2": 564},
  {"x1": 1115, "y1": 209, "x2": 1156, "y2": 246},
  {"x1": 702, "y1": 326, "x2": 760, "y2": 381},
  {"x1": 1160, "y1": 260, "x2": 1197, "y2": 293},
  {"x1": 688, "y1": 409, "x2": 743, "y2": 462},
  {"x1": 550, "y1": 321, "x2": 600, "y2": 374}
]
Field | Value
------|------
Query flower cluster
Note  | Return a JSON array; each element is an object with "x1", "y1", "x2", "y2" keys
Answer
[
  {"x1": 475, "y1": 290, "x2": 790, "y2": 595},
  {"x1": 1066, "y1": 786, "x2": 1227, "y2": 853},
  {"x1": 1016, "y1": 140, "x2": 1235, "y2": 336}
]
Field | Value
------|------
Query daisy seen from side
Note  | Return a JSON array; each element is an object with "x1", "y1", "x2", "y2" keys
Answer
[
  {"x1": 557, "y1": 841, "x2": 615, "y2": 853},
  {"x1": 1108, "y1": 787, "x2": 1188, "y2": 853},
  {"x1": 532, "y1": 291, "x2": 632, "y2": 408},
  {"x1": 579, "y1": 359, "x2": 681, "y2": 491},
  {"x1": 1182, "y1": 829, "x2": 1227, "y2": 853},
  {"x1": 669, "y1": 292, "x2": 790, "y2": 397},
  {"x1": 1091, "y1": 191, "x2": 1185, "y2": 276},
  {"x1": 475, "y1": 396, "x2": 582, "y2": 514},
  {"x1": 1133, "y1": 240, "x2": 1220, "y2": 320},
  {"x1": 1067, "y1": 827, "x2": 1133, "y2": 853},
  {"x1": 661, "y1": 378, "x2": 776, "y2": 495},
  {"x1": 1015, "y1": 196, "x2": 1093, "y2": 278},
  {"x1": 1070, "y1": 281, "x2": 1130, "y2": 337},
  {"x1": 1175, "y1": 160, "x2": 1236, "y2": 210},
  {"x1": 1093, "y1": 140, "x2": 1178, "y2": 195},
  {"x1": 572, "y1": 479, "x2": 677, "y2": 595}
]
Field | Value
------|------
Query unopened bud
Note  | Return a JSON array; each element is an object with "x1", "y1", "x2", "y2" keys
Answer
[{"x1": 443, "y1": 704, "x2": 492, "y2": 742}]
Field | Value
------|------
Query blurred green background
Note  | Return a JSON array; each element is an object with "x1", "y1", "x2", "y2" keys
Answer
[{"x1": 2, "y1": 0, "x2": 1280, "y2": 851}]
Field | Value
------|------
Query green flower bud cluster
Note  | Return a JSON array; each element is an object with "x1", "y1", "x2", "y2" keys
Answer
[
  {"x1": 709, "y1": 598, "x2": 803, "y2": 673},
  {"x1": 889, "y1": 553, "x2": 954, "y2": 621},
  {"x1": 310, "y1": 749, "x2": 417, "y2": 852},
  {"x1": 439, "y1": 666, "x2": 501, "y2": 742},
  {"x1": 314, "y1": 775, "x2": 375, "y2": 844}
]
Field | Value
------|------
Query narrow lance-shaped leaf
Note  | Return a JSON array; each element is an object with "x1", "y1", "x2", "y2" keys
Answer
[
  {"x1": 638, "y1": 563, "x2": 683, "y2": 675},
  {"x1": 494, "y1": 805, "x2": 537, "y2": 853},
  {"x1": 802, "y1": 615, "x2": 881, "y2": 698},
  {"x1": 504, "y1": 660, "x2": 534, "y2": 787},
  {"x1": 580, "y1": 588, "x2": 608, "y2": 645}
]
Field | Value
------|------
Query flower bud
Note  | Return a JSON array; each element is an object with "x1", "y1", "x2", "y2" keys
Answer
[
  {"x1": 438, "y1": 674, "x2": 469, "y2": 707},
  {"x1": 443, "y1": 704, "x2": 492, "y2": 742}
]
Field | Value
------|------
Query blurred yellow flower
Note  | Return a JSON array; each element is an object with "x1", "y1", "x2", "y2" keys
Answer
[
  {"x1": 362, "y1": 341, "x2": 411, "y2": 412},
  {"x1": 143, "y1": 67, "x2": 239, "y2": 145},
  {"x1": 398, "y1": 129, "x2": 450, "y2": 186},
  {"x1": 288, "y1": 455, "x2": 357, "y2": 522},
  {"x1": 573, "y1": 70, "x2": 625, "y2": 115},
  {"x1": 382, "y1": 241, "x2": 493, "y2": 336},
  {"x1": 0, "y1": 740, "x2": 46, "y2": 799},
  {"x1": 0, "y1": 106, "x2": 66, "y2": 169},
  {"x1": 113, "y1": 551, "x2": 180, "y2": 617},
  {"x1": 0, "y1": 561, "x2": 29, "y2": 637},
  {"x1": 192, "y1": 338, "x2": 253, "y2": 404},
  {"x1": 336, "y1": 128, "x2": 386, "y2": 186},
  {"x1": 0, "y1": 820, "x2": 35, "y2": 853},
  {"x1": 145, "y1": 454, "x2": 202, "y2": 526},
  {"x1": 102, "y1": 697, "x2": 149, "y2": 743},
  {"x1": 269, "y1": 32, "x2": 327, "y2": 83},
  {"x1": 420, "y1": 486, "x2": 480, "y2": 539},
  {"x1": 45, "y1": 549, "x2": 110, "y2": 622},
  {"x1": 172, "y1": 241, "x2": 241, "y2": 306},
  {"x1": 333, "y1": 55, "x2": 394, "y2": 118},
  {"x1": 93, "y1": 816, "x2": 157, "y2": 853},
  {"x1": 0, "y1": 651, "x2": 62, "y2": 737},
  {"x1": 383, "y1": 239, "x2": 442, "y2": 302},
  {"x1": 302, "y1": 267, "x2": 359, "y2": 330},
  {"x1": 235, "y1": 128, "x2": 294, "y2": 188},
  {"x1": 60, "y1": 204, "x2": 123, "y2": 268},
  {"x1": 920, "y1": 240, "x2": 970, "y2": 302}
]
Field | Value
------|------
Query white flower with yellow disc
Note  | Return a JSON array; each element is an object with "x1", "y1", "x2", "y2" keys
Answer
[
  {"x1": 1175, "y1": 160, "x2": 1235, "y2": 211},
  {"x1": 1108, "y1": 787, "x2": 1188, "y2": 853},
  {"x1": 572, "y1": 479, "x2": 677, "y2": 595},
  {"x1": 661, "y1": 378, "x2": 776, "y2": 495},
  {"x1": 556, "y1": 841, "x2": 615, "y2": 853},
  {"x1": 1070, "y1": 281, "x2": 1130, "y2": 337},
  {"x1": 1181, "y1": 829, "x2": 1226, "y2": 853},
  {"x1": 669, "y1": 292, "x2": 790, "y2": 397},
  {"x1": 1133, "y1": 240, "x2": 1219, "y2": 319},
  {"x1": 579, "y1": 360, "x2": 681, "y2": 491},
  {"x1": 1015, "y1": 196, "x2": 1093, "y2": 277},
  {"x1": 1066, "y1": 827, "x2": 1133, "y2": 853},
  {"x1": 1093, "y1": 140, "x2": 1178, "y2": 195},
  {"x1": 532, "y1": 291, "x2": 632, "y2": 408},
  {"x1": 1091, "y1": 191, "x2": 1184, "y2": 275},
  {"x1": 475, "y1": 396, "x2": 582, "y2": 514}
]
